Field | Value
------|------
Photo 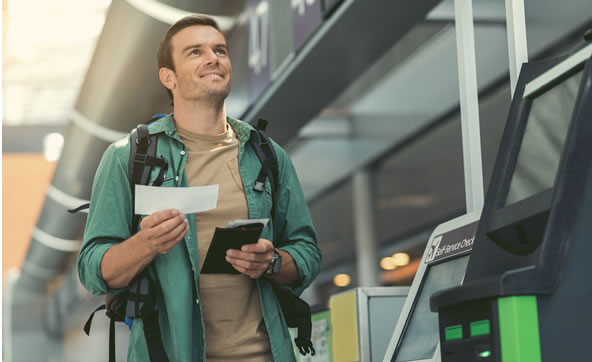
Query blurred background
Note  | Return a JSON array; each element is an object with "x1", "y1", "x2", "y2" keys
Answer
[{"x1": 2, "y1": 0, "x2": 591, "y2": 360}]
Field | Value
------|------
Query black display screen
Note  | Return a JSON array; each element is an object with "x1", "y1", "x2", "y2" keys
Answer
[{"x1": 504, "y1": 69, "x2": 583, "y2": 206}]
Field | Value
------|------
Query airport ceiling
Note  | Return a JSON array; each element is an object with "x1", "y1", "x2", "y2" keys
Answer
[{"x1": 1, "y1": 0, "x2": 243, "y2": 127}]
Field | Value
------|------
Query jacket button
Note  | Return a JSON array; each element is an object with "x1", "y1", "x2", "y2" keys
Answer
[
  {"x1": 175, "y1": 176, "x2": 179, "y2": 181},
  {"x1": 180, "y1": 150, "x2": 186, "y2": 156},
  {"x1": 195, "y1": 298, "x2": 199, "y2": 304}
]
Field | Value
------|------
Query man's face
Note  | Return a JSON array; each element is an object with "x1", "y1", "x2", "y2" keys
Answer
[{"x1": 168, "y1": 25, "x2": 232, "y2": 103}]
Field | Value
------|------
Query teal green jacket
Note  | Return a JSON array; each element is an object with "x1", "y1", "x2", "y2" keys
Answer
[{"x1": 77, "y1": 115, "x2": 322, "y2": 361}]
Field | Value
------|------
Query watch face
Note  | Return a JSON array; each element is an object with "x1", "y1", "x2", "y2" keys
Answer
[
  {"x1": 268, "y1": 249, "x2": 281, "y2": 275},
  {"x1": 272, "y1": 250, "x2": 282, "y2": 274}
]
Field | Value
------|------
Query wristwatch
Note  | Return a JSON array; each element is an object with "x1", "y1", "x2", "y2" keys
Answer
[{"x1": 265, "y1": 249, "x2": 282, "y2": 277}]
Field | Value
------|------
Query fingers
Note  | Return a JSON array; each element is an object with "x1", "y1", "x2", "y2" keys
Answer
[
  {"x1": 225, "y1": 254, "x2": 268, "y2": 279},
  {"x1": 225, "y1": 255, "x2": 265, "y2": 270},
  {"x1": 140, "y1": 209, "x2": 182, "y2": 229},
  {"x1": 225, "y1": 244, "x2": 274, "y2": 279},
  {"x1": 152, "y1": 214, "x2": 187, "y2": 239},
  {"x1": 226, "y1": 249, "x2": 270, "y2": 263},
  {"x1": 140, "y1": 209, "x2": 188, "y2": 254},
  {"x1": 240, "y1": 238, "x2": 273, "y2": 253},
  {"x1": 158, "y1": 219, "x2": 189, "y2": 254}
]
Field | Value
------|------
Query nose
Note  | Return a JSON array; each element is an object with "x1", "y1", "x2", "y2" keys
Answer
[{"x1": 204, "y1": 49, "x2": 219, "y2": 66}]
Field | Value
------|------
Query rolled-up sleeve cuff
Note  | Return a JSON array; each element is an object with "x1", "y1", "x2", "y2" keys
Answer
[
  {"x1": 78, "y1": 242, "x2": 127, "y2": 295},
  {"x1": 279, "y1": 245, "x2": 314, "y2": 296}
]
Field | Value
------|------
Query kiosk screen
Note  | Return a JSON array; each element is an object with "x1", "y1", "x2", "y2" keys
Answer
[
  {"x1": 394, "y1": 255, "x2": 470, "y2": 361},
  {"x1": 505, "y1": 70, "x2": 583, "y2": 206}
]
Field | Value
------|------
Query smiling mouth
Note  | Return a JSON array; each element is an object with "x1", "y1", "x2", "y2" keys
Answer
[{"x1": 200, "y1": 73, "x2": 224, "y2": 79}]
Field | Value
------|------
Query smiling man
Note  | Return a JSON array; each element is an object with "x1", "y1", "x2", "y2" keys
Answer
[{"x1": 78, "y1": 15, "x2": 321, "y2": 362}]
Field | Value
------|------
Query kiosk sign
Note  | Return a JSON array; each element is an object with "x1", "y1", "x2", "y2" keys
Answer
[{"x1": 425, "y1": 221, "x2": 478, "y2": 264}]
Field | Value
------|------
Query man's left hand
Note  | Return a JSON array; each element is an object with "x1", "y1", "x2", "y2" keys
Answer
[{"x1": 225, "y1": 238, "x2": 274, "y2": 278}]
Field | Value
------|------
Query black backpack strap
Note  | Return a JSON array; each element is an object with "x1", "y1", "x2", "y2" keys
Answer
[
  {"x1": 125, "y1": 270, "x2": 154, "y2": 318},
  {"x1": 82, "y1": 304, "x2": 117, "y2": 362},
  {"x1": 127, "y1": 123, "x2": 169, "y2": 362},
  {"x1": 249, "y1": 119, "x2": 279, "y2": 205},
  {"x1": 128, "y1": 125, "x2": 168, "y2": 233},
  {"x1": 109, "y1": 318, "x2": 116, "y2": 362},
  {"x1": 272, "y1": 285, "x2": 316, "y2": 356},
  {"x1": 121, "y1": 270, "x2": 169, "y2": 362},
  {"x1": 83, "y1": 304, "x2": 106, "y2": 336},
  {"x1": 67, "y1": 203, "x2": 91, "y2": 213}
]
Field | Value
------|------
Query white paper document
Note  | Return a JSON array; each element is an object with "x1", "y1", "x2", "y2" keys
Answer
[{"x1": 135, "y1": 184, "x2": 219, "y2": 215}]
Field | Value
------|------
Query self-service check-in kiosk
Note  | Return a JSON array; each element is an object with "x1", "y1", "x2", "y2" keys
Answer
[
  {"x1": 383, "y1": 212, "x2": 481, "y2": 362},
  {"x1": 430, "y1": 42, "x2": 592, "y2": 362},
  {"x1": 330, "y1": 287, "x2": 409, "y2": 362}
]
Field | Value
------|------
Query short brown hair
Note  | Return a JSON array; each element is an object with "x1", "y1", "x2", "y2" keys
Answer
[{"x1": 157, "y1": 15, "x2": 222, "y2": 104}]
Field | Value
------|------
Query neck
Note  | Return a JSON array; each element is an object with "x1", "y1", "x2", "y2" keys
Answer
[{"x1": 173, "y1": 98, "x2": 227, "y2": 136}]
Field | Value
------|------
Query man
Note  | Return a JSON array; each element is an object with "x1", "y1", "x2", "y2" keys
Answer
[{"x1": 78, "y1": 15, "x2": 321, "y2": 362}]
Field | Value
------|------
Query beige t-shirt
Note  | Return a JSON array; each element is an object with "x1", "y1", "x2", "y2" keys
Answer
[{"x1": 177, "y1": 123, "x2": 271, "y2": 362}]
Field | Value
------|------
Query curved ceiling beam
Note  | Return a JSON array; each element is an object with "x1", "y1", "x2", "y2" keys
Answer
[{"x1": 126, "y1": 0, "x2": 236, "y2": 29}]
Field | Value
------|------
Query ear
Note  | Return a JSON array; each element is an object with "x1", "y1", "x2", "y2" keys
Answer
[{"x1": 159, "y1": 67, "x2": 176, "y2": 91}]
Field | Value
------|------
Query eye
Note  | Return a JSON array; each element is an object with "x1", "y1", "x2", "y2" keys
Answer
[
  {"x1": 215, "y1": 48, "x2": 227, "y2": 56},
  {"x1": 190, "y1": 49, "x2": 200, "y2": 56}
]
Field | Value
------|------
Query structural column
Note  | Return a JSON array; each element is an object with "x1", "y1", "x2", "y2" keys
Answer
[
  {"x1": 352, "y1": 169, "x2": 380, "y2": 287},
  {"x1": 505, "y1": 0, "x2": 528, "y2": 97},
  {"x1": 454, "y1": 0, "x2": 485, "y2": 213}
]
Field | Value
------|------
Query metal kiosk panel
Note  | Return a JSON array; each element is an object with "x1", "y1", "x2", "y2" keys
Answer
[
  {"x1": 383, "y1": 211, "x2": 481, "y2": 362},
  {"x1": 330, "y1": 287, "x2": 409, "y2": 362}
]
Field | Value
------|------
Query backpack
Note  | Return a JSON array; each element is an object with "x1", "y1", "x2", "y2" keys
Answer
[{"x1": 77, "y1": 117, "x2": 315, "y2": 361}]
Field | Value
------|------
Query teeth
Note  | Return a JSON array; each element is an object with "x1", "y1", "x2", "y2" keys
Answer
[{"x1": 203, "y1": 73, "x2": 222, "y2": 78}]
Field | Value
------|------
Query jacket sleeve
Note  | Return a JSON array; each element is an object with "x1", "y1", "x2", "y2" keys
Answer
[
  {"x1": 77, "y1": 140, "x2": 134, "y2": 295},
  {"x1": 271, "y1": 142, "x2": 322, "y2": 296}
]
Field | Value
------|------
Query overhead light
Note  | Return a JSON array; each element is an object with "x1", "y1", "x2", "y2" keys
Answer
[
  {"x1": 392, "y1": 252, "x2": 410, "y2": 266},
  {"x1": 43, "y1": 132, "x2": 64, "y2": 162},
  {"x1": 378, "y1": 195, "x2": 435, "y2": 209},
  {"x1": 380, "y1": 257, "x2": 397, "y2": 271},
  {"x1": 333, "y1": 273, "x2": 351, "y2": 287}
]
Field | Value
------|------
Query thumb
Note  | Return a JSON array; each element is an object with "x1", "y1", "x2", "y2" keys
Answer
[{"x1": 242, "y1": 238, "x2": 273, "y2": 253}]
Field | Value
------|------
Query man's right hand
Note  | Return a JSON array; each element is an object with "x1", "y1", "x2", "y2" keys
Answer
[
  {"x1": 100, "y1": 209, "x2": 189, "y2": 289},
  {"x1": 139, "y1": 209, "x2": 188, "y2": 255}
]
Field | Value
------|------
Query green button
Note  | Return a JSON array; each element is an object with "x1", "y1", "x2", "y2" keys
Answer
[
  {"x1": 471, "y1": 319, "x2": 491, "y2": 337},
  {"x1": 445, "y1": 325, "x2": 463, "y2": 341},
  {"x1": 479, "y1": 350, "x2": 492, "y2": 358}
]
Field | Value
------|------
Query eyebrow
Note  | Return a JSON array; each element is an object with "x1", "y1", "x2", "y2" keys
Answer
[{"x1": 182, "y1": 43, "x2": 229, "y2": 54}]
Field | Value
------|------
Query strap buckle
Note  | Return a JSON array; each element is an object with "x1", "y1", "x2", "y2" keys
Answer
[
  {"x1": 253, "y1": 180, "x2": 265, "y2": 192},
  {"x1": 134, "y1": 153, "x2": 147, "y2": 163}
]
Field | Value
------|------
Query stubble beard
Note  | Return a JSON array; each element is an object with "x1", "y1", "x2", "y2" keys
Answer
[{"x1": 180, "y1": 79, "x2": 231, "y2": 107}]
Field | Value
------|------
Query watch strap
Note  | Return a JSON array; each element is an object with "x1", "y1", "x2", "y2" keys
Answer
[{"x1": 265, "y1": 249, "x2": 281, "y2": 277}]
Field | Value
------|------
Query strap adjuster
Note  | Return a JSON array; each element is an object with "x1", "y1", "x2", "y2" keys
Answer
[
  {"x1": 253, "y1": 180, "x2": 265, "y2": 192},
  {"x1": 134, "y1": 153, "x2": 147, "y2": 163}
]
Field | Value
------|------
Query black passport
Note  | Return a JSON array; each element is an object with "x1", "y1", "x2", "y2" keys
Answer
[{"x1": 201, "y1": 222, "x2": 265, "y2": 274}]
